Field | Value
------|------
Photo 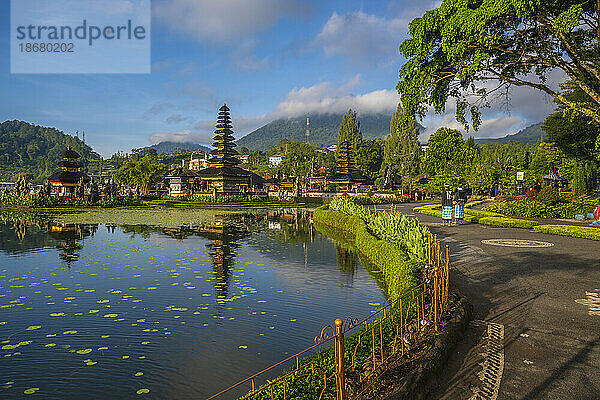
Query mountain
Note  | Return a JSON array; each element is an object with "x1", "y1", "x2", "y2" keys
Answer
[
  {"x1": 475, "y1": 122, "x2": 546, "y2": 145},
  {"x1": 236, "y1": 113, "x2": 395, "y2": 151},
  {"x1": 0, "y1": 120, "x2": 99, "y2": 183},
  {"x1": 149, "y1": 141, "x2": 211, "y2": 154}
]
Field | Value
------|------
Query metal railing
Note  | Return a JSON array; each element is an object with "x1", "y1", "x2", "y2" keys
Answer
[{"x1": 206, "y1": 234, "x2": 450, "y2": 400}]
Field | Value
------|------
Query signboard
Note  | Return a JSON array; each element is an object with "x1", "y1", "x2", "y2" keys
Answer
[{"x1": 516, "y1": 172, "x2": 524, "y2": 181}]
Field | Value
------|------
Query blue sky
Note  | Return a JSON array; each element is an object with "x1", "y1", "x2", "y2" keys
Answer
[{"x1": 1, "y1": 0, "x2": 557, "y2": 157}]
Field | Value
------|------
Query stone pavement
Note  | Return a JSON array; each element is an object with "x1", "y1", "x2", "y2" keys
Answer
[{"x1": 377, "y1": 202, "x2": 600, "y2": 399}]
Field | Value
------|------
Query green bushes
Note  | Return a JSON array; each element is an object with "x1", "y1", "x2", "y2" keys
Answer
[
  {"x1": 329, "y1": 197, "x2": 429, "y2": 262},
  {"x1": 536, "y1": 186, "x2": 560, "y2": 205},
  {"x1": 484, "y1": 197, "x2": 598, "y2": 219},
  {"x1": 313, "y1": 205, "x2": 420, "y2": 299},
  {"x1": 0, "y1": 193, "x2": 142, "y2": 208},
  {"x1": 533, "y1": 225, "x2": 600, "y2": 241},
  {"x1": 478, "y1": 217, "x2": 539, "y2": 229}
]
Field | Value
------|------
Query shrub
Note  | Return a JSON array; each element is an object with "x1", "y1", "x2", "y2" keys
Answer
[
  {"x1": 536, "y1": 186, "x2": 559, "y2": 205},
  {"x1": 478, "y1": 216, "x2": 539, "y2": 229},
  {"x1": 328, "y1": 197, "x2": 430, "y2": 262},
  {"x1": 484, "y1": 197, "x2": 598, "y2": 219},
  {"x1": 534, "y1": 224, "x2": 600, "y2": 241},
  {"x1": 524, "y1": 188, "x2": 538, "y2": 199}
]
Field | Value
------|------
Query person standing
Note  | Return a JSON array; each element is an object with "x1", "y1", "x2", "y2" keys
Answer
[
  {"x1": 441, "y1": 184, "x2": 453, "y2": 226},
  {"x1": 454, "y1": 186, "x2": 467, "y2": 224}
]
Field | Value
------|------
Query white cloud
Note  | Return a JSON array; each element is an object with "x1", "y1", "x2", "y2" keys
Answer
[
  {"x1": 313, "y1": 3, "x2": 439, "y2": 64},
  {"x1": 154, "y1": 0, "x2": 310, "y2": 44},
  {"x1": 150, "y1": 77, "x2": 400, "y2": 144}
]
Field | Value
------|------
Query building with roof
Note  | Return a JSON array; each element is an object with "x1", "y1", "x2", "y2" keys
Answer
[{"x1": 48, "y1": 147, "x2": 91, "y2": 197}]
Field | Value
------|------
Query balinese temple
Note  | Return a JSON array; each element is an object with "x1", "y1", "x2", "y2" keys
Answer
[
  {"x1": 196, "y1": 104, "x2": 265, "y2": 194},
  {"x1": 326, "y1": 140, "x2": 372, "y2": 190},
  {"x1": 48, "y1": 147, "x2": 91, "y2": 197}
]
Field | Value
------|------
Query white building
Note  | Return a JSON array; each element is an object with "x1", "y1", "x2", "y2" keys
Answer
[{"x1": 268, "y1": 155, "x2": 285, "y2": 167}]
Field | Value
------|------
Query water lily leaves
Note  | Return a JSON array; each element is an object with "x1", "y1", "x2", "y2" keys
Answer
[
  {"x1": 134, "y1": 372, "x2": 143, "y2": 376},
  {"x1": 103, "y1": 314, "x2": 118, "y2": 318},
  {"x1": 63, "y1": 330, "x2": 77, "y2": 335},
  {"x1": 89, "y1": 310, "x2": 100, "y2": 314},
  {"x1": 46, "y1": 334, "x2": 56, "y2": 337},
  {"x1": 76, "y1": 349, "x2": 92, "y2": 355},
  {"x1": 141, "y1": 341, "x2": 150, "y2": 345},
  {"x1": 97, "y1": 300, "x2": 109, "y2": 304},
  {"x1": 44, "y1": 343, "x2": 56, "y2": 347},
  {"x1": 23, "y1": 388, "x2": 39, "y2": 394},
  {"x1": 85, "y1": 361, "x2": 97, "y2": 366},
  {"x1": 101, "y1": 335, "x2": 110, "y2": 338},
  {"x1": 50, "y1": 312, "x2": 66, "y2": 317},
  {"x1": 238, "y1": 345, "x2": 248, "y2": 349},
  {"x1": 136, "y1": 388, "x2": 150, "y2": 394},
  {"x1": 25, "y1": 325, "x2": 41, "y2": 330},
  {"x1": 122, "y1": 355, "x2": 130, "y2": 359},
  {"x1": 97, "y1": 347, "x2": 108, "y2": 351},
  {"x1": 368, "y1": 303, "x2": 381, "y2": 306}
]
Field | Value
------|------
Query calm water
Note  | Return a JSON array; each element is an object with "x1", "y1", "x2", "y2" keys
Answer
[{"x1": 0, "y1": 209, "x2": 386, "y2": 399}]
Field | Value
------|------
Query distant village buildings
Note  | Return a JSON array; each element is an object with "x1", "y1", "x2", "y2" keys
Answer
[{"x1": 268, "y1": 155, "x2": 285, "y2": 167}]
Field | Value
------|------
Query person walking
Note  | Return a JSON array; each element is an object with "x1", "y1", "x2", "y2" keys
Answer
[
  {"x1": 441, "y1": 184, "x2": 453, "y2": 226},
  {"x1": 454, "y1": 186, "x2": 467, "y2": 225}
]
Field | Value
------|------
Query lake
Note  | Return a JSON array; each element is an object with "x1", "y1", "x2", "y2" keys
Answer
[{"x1": 0, "y1": 208, "x2": 386, "y2": 399}]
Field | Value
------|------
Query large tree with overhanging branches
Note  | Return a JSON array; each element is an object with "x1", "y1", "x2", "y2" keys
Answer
[{"x1": 397, "y1": 0, "x2": 600, "y2": 128}]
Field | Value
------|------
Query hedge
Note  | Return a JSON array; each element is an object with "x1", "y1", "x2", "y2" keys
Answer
[
  {"x1": 478, "y1": 216, "x2": 539, "y2": 229},
  {"x1": 484, "y1": 197, "x2": 598, "y2": 219},
  {"x1": 533, "y1": 225, "x2": 600, "y2": 241},
  {"x1": 313, "y1": 205, "x2": 419, "y2": 299}
]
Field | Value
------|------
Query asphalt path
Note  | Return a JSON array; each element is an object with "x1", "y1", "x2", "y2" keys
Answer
[{"x1": 374, "y1": 202, "x2": 600, "y2": 400}]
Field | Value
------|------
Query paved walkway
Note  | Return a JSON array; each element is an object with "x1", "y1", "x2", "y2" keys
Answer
[{"x1": 378, "y1": 202, "x2": 600, "y2": 399}]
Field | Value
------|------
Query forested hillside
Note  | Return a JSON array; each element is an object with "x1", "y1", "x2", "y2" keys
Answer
[
  {"x1": 475, "y1": 123, "x2": 546, "y2": 145},
  {"x1": 236, "y1": 113, "x2": 395, "y2": 150},
  {"x1": 0, "y1": 120, "x2": 99, "y2": 183}
]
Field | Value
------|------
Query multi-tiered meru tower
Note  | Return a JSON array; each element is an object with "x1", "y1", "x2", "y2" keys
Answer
[
  {"x1": 209, "y1": 104, "x2": 240, "y2": 167},
  {"x1": 326, "y1": 140, "x2": 371, "y2": 191},
  {"x1": 197, "y1": 104, "x2": 265, "y2": 194}
]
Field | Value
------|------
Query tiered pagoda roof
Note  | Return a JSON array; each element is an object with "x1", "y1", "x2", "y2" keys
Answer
[
  {"x1": 198, "y1": 104, "x2": 265, "y2": 184},
  {"x1": 48, "y1": 146, "x2": 91, "y2": 184},
  {"x1": 209, "y1": 104, "x2": 240, "y2": 167},
  {"x1": 328, "y1": 140, "x2": 370, "y2": 183}
]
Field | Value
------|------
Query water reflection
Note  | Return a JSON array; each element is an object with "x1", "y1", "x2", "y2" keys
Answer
[{"x1": 0, "y1": 208, "x2": 386, "y2": 399}]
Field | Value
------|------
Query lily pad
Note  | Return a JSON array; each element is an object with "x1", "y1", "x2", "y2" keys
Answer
[
  {"x1": 23, "y1": 388, "x2": 39, "y2": 394},
  {"x1": 25, "y1": 325, "x2": 41, "y2": 330},
  {"x1": 76, "y1": 349, "x2": 92, "y2": 355},
  {"x1": 136, "y1": 388, "x2": 150, "y2": 394},
  {"x1": 134, "y1": 372, "x2": 143, "y2": 376}
]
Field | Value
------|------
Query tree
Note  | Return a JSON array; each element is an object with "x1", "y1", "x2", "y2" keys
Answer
[
  {"x1": 398, "y1": 0, "x2": 600, "y2": 129},
  {"x1": 355, "y1": 139, "x2": 384, "y2": 176},
  {"x1": 113, "y1": 156, "x2": 166, "y2": 195},
  {"x1": 383, "y1": 104, "x2": 421, "y2": 178},
  {"x1": 337, "y1": 109, "x2": 362, "y2": 157},
  {"x1": 421, "y1": 127, "x2": 467, "y2": 176},
  {"x1": 543, "y1": 83, "x2": 600, "y2": 161},
  {"x1": 530, "y1": 142, "x2": 565, "y2": 176}
]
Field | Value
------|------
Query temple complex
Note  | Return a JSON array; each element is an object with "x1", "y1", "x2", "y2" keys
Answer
[{"x1": 48, "y1": 147, "x2": 91, "y2": 197}]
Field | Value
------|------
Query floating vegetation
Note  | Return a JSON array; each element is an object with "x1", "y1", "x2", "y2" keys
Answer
[
  {"x1": 0, "y1": 208, "x2": 386, "y2": 399},
  {"x1": 23, "y1": 388, "x2": 40, "y2": 394}
]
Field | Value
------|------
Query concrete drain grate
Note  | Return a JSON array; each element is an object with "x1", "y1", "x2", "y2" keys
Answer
[
  {"x1": 481, "y1": 239, "x2": 554, "y2": 248},
  {"x1": 470, "y1": 322, "x2": 504, "y2": 400}
]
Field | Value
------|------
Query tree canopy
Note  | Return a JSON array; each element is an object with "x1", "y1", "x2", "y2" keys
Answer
[
  {"x1": 398, "y1": 0, "x2": 600, "y2": 128},
  {"x1": 113, "y1": 156, "x2": 166, "y2": 194},
  {"x1": 383, "y1": 104, "x2": 421, "y2": 177}
]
